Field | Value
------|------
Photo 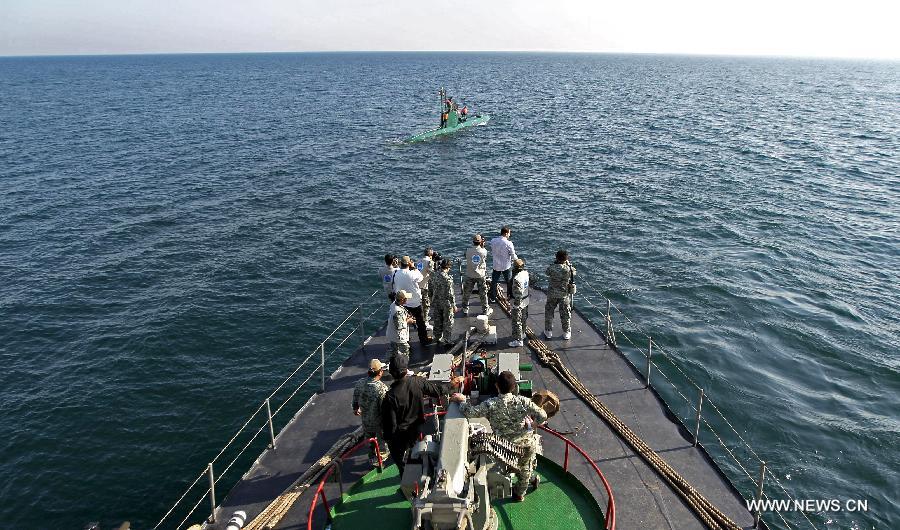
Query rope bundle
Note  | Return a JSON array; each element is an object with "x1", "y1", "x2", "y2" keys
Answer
[{"x1": 497, "y1": 294, "x2": 741, "y2": 530}]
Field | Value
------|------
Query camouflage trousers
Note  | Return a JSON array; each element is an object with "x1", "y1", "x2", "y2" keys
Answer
[
  {"x1": 461, "y1": 276, "x2": 488, "y2": 313},
  {"x1": 389, "y1": 341, "x2": 410, "y2": 360},
  {"x1": 420, "y1": 287, "x2": 431, "y2": 324},
  {"x1": 511, "y1": 305, "x2": 529, "y2": 341},
  {"x1": 432, "y1": 304, "x2": 454, "y2": 345},
  {"x1": 363, "y1": 423, "x2": 389, "y2": 460},
  {"x1": 545, "y1": 295, "x2": 572, "y2": 333},
  {"x1": 514, "y1": 433, "x2": 541, "y2": 496}
]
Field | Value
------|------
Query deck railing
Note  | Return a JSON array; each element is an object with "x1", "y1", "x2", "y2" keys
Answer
[
  {"x1": 152, "y1": 289, "x2": 388, "y2": 530},
  {"x1": 306, "y1": 437, "x2": 384, "y2": 530},
  {"x1": 565, "y1": 276, "x2": 820, "y2": 530},
  {"x1": 538, "y1": 425, "x2": 616, "y2": 530}
]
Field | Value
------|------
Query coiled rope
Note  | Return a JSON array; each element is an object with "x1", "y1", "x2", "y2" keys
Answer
[
  {"x1": 497, "y1": 292, "x2": 741, "y2": 530},
  {"x1": 243, "y1": 427, "x2": 364, "y2": 530}
]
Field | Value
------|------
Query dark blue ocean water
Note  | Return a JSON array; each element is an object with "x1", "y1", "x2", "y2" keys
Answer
[{"x1": 1, "y1": 53, "x2": 897, "y2": 529}]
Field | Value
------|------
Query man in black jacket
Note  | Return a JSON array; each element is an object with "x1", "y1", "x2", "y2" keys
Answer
[{"x1": 381, "y1": 355, "x2": 460, "y2": 476}]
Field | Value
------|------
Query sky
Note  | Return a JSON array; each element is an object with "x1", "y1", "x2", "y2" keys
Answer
[{"x1": 1, "y1": 0, "x2": 898, "y2": 59}]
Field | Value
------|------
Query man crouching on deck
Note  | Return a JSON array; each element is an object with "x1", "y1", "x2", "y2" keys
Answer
[{"x1": 449, "y1": 371, "x2": 548, "y2": 501}]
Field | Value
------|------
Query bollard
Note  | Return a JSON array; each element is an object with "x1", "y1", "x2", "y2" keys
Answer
[
  {"x1": 319, "y1": 343, "x2": 326, "y2": 393},
  {"x1": 754, "y1": 461, "x2": 767, "y2": 528},
  {"x1": 645, "y1": 338, "x2": 653, "y2": 388},
  {"x1": 693, "y1": 388, "x2": 704, "y2": 447},
  {"x1": 207, "y1": 462, "x2": 216, "y2": 523},
  {"x1": 266, "y1": 398, "x2": 276, "y2": 450}
]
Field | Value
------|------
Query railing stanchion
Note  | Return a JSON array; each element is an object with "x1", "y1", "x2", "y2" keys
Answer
[
  {"x1": 207, "y1": 462, "x2": 216, "y2": 523},
  {"x1": 319, "y1": 343, "x2": 326, "y2": 393},
  {"x1": 754, "y1": 461, "x2": 767, "y2": 528},
  {"x1": 563, "y1": 443, "x2": 570, "y2": 472},
  {"x1": 359, "y1": 306, "x2": 366, "y2": 352},
  {"x1": 693, "y1": 388, "x2": 704, "y2": 447},
  {"x1": 266, "y1": 398, "x2": 276, "y2": 450},
  {"x1": 645, "y1": 337, "x2": 653, "y2": 388}
]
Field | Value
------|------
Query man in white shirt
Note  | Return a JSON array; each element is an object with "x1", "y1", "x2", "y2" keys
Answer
[
  {"x1": 379, "y1": 254, "x2": 399, "y2": 300},
  {"x1": 488, "y1": 226, "x2": 518, "y2": 303},
  {"x1": 393, "y1": 256, "x2": 433, "y2": 348}
]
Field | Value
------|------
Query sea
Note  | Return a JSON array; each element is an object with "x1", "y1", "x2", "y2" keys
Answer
[{"x1": 0, "y1": 52, "x2": 897, "y2": 529}]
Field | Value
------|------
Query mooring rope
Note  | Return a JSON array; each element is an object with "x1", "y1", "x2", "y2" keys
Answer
[
  {"x1": 496, "y1": 292, "x2": 741, "y2": 530},
  {"x1": 243, "y1": 427, "x2": 364, "y2": 530}
]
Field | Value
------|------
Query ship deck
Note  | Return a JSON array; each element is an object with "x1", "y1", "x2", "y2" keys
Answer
[{"x1": 207, "y1": 285, "x2": 756, "y2": 530}]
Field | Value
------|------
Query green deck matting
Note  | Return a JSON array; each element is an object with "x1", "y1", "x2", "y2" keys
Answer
[{"x1": 330, "y1": 456, "x2": 605, "y2": 529}]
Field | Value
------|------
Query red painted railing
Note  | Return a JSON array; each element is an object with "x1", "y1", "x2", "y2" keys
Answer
[
  {"x1": 306, "y1": 436, "x2": 383, "y2": 530},
  {"x1": 308, "y1": 420, "x2": 616, "y2": 530},
  {"x1": 538, "y1": 424, "x2": 616, "y2": 530}
]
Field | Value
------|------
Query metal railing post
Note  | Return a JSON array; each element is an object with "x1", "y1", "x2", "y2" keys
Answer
[
  {"x1": 207, "y1": 462, "x2": 216, "y2": 523},
  {"x1": 359, "y1": 306, "x2": 366, "y2": 352},
  {"x1": 754, "y1": 461, "x2": 767, "y2": 528},
  {"x1": 693, "y1": 388, "x2": 704, "y2": 447},
  {"x1": 266, "y1": 398, "x2": 276, "y2": 450},
  {"x1": 319, "y1": 343, "x2": 326, "y2": 393},
  {"x1": 645, "y1": 338, "x2": 653, "y2": 388}
]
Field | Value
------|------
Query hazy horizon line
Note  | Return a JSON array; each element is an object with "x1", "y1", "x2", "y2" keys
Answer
[{"x1": 2, "y1": 49, "x2": 897, "y2": 62}]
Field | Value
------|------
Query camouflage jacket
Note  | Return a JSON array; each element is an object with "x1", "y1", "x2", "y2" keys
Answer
[
  {"x1": 545, "y1": 262, "x2": 576, "y2": 298},
  {"x1": 352, "y1": 377, "x2": 388, "y2": 430},
  {"x1": 430, "y1": 270, "x2": 454, "y2": 310},
  {"x1": 460, "y1": 393, "x2": 548, "y2": 443}
]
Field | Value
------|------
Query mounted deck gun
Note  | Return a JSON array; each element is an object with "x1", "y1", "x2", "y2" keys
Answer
[{"x1": 406, "y1": 350, "x2": 560, "y2": 530}]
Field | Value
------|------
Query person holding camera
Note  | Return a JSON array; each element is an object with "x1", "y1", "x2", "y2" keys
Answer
[
  {"x1": 544, "y1": 249, "x2": 576, "y2": 340},
  {"x1": 393, "y1": 256, "x2": 433, "y2": 348},
  {"x1": 379, "y1": 254, "x2": 399, "y2": 300}
]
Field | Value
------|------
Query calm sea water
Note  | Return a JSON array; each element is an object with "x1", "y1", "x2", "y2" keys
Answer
[{"x1": 1, "y1": 53, "x2": 897, "y2": 529}]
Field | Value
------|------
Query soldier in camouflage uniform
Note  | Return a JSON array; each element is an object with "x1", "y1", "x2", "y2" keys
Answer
[
  {"x1": 544, "y1": 249, "x2": 576, "y2": 340},
  {"x1": 508, "y1": 259, "x2": 530, "y2": 348},
  {"x1": 450, "y1": 371, "x2": 548, "y2": 500},
  {"x1": 352, "y1": 359, "x2": 390, "y2": 462},
  {"x1": 429, "y1": 259, "x2": 456, "y2": 346},
  {"x1": 387, "y1": 290, "x2": 413, "y2": 360},
  {"x1": 417, "y1": 248, "x2": 434, "y2": 329},
  {"x1": 461, "y1": 234, "x2": 491, "y2": 316}
]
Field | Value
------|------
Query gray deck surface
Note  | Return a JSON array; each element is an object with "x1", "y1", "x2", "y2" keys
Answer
[{"x1": 208, "y1": 284, "x2": 756, "y2": 530}]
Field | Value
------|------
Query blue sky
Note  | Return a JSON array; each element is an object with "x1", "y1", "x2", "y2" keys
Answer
[{"x1": 1, "y1": 0, "x2": 898, "y2": 59}]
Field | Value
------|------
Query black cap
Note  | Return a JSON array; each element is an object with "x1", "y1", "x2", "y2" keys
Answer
[{"x1": 390, "y1": 355, "x2": 409, "y2": 378}]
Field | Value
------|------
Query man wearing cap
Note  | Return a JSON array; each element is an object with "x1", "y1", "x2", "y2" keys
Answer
[
  {"x1": 352, "y1": 359, "x2": 390, "y2": 464},
  {"x1": 489, "y1": 226, "x2": 518, "y2": 303},
  {"x1": 430, "y1": 258, "x2": 456, "y2": 347},
  {"x1": 387, "y1": 290, "x2": 414, "y2": 360},
  {"x1": 508, "y1": 258, "x2": 530, "y2": 348},
  {"x1": 461, "y1": 234, "x2": 491, "y2": 316},
  {"x1": 450, "y1": 371, "x2": 548, "y2": 501},
  {"x1": 392, "y1": 255, "x2": 432, "y2": 348},
  {"x1": 382, "y1": 355, "x2": 462, "y2": 476},
  {"x1": 417, "y1": 248, "x2": 435, "y2": 332}
]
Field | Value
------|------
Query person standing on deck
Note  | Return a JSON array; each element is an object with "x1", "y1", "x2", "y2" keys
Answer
[
  {"x1": 489, "y1": 226, "x2": 518, "y2": 303},
  {"x1": 393, "y1": 256, "x2": 433, "y2": 348},
  {"x1": 352, "y1": 359, "x2": 390, "y2": 465},
  {"x1": 430, "y1": 258, "x2": 456, "y2": 347},
  {"x1": 382, "y1": 355, "x2": 461, "y2": 477},
  {"x1": 461, "y1": 234, "x2": 491, "y2": 316},
  {"x1": 544, "y1": 249, "x2": 576, "y2": 340},
  {"x1": 387, "y1": 290, "x2": 414, "y2": 360},
  {"x1": 508, "y1": 259, "x2": 530, "y2": 348},
  {"x1": 379, "y1": 254, "x2": 398, "y2": 300},
  {"x1": 450, "y1": 371, "x2": 548, "y2": 501},
  {"x1": 417, "y1": 248, "x2": 435, "y2": 331}
]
